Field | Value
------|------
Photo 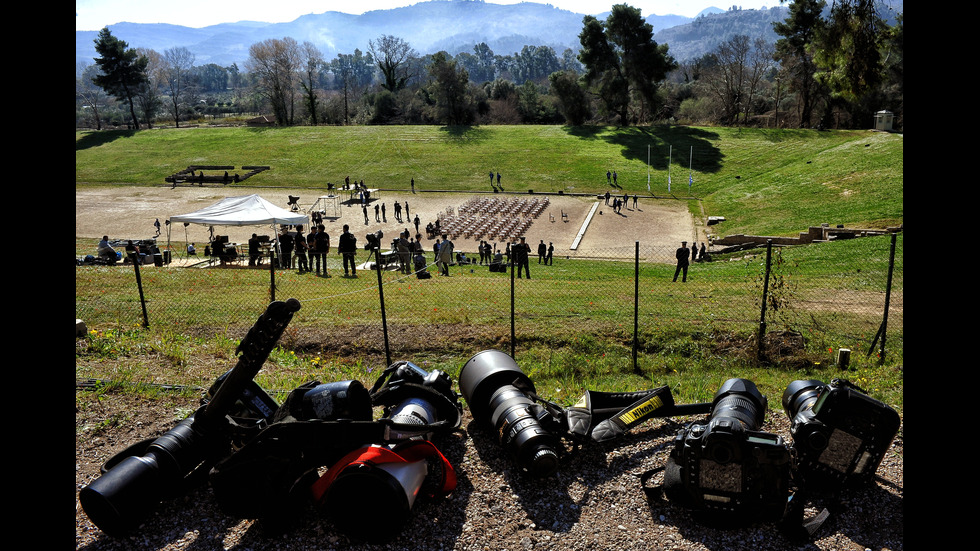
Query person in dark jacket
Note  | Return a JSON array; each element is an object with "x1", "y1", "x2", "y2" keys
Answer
[
  {"x1": 514, "y1": 236, "x2": 531, "y2": 279},
  {"x1": 673, "y1": 241, "x2": 690, "y2": 282},
  {"x1": 338, "y1": 224, "x2": 357, "y2": 276}
]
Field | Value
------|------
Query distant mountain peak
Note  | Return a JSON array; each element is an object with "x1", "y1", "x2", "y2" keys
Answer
[{"x1": 76, "y1": 2, "x2": 802, "y2": 68}]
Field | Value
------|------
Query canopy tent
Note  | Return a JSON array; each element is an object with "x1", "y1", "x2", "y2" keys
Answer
[
  {"x1": 169, "y1": 194, "x2": 308, "y2": 227},
  {"x1": 166, "y1": 194, "x2": 309, "y2": 263}
]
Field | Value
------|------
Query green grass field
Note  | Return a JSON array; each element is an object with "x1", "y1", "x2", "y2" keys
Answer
[
  {"x1": 76, "y1": 125, "x2": 903, "y2": 414},
  {"x1": 76, "y1": 125, "x2": 903, "y2": 238}
]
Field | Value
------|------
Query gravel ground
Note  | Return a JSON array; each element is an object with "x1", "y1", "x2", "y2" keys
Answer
[{"x1": 76, "y1": 391, "x2": 903, "y2": 551}]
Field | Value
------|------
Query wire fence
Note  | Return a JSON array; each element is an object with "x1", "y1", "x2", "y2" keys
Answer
[{"x1": 76, "y1": 233, "x2": 903, "y2": 368}]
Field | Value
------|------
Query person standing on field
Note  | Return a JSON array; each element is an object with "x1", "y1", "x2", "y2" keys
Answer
[
  {"x1": 437, "y1": 234, "x2": 454, "y2": 276},
  {"x1": 338, "y1": 224, "x2": 357, "y2": 277},
  {"x1": 673, "y1": 241, "x2": 690, "y2": 282}
]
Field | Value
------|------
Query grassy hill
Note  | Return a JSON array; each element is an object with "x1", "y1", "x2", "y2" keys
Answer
[{"x1": 75, "y1": 125, "x2": 903, "y2": 237}]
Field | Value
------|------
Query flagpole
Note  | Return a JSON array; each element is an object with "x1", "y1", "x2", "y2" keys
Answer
[
  {"x1": 647, "y1": 145, "x2": 651, "y2": 192},
  {"x1": 689, "y1": 145, "x2": 693, "y2": 192}
]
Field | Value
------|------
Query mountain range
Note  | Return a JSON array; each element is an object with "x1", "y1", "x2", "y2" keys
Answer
[{"x1": 75, "y1": 0, "x2": 901, "y2": 70}]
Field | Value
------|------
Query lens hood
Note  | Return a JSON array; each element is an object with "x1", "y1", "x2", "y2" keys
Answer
[
  {"x1": 459, "y1": 350, "x2": 534, "y2": 422},
  {"x1": 781, "y1": 379, "x2": 824, "y2": 417}
]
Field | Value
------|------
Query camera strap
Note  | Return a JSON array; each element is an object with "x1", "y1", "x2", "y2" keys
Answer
[{"x1": 565, "y1": 386, "x2": 711, "y2": 443}]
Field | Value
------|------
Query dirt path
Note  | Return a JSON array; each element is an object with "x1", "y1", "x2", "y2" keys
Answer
[{"x1": 76, "y1": 185, "x2": 698, "y2": 259}]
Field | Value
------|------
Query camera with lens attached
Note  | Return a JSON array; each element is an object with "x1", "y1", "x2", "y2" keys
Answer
[
  {"x1": 370, "y1": 360, "x2": 462, "y2": 441},
  {"x1": 364, "y1": 230, "x2": 384, "y2": 251},
  {"x1": 79, "y1": 299, "x2": 302, "y2": 537},
  {"x1": 663, "y1": 378, "x2": 792, "y2": 521},
  {"x1": 782, "y1": 378, "x2": 900, "y2": 492}
]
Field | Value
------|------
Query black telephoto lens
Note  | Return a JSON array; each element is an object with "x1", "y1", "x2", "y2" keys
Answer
[
  {"x1": 78, "y1": 412, "x2": 213, "y2": 536},
  {"x1": 459, "y1": 350, "x2": 560, "y2": 477}
]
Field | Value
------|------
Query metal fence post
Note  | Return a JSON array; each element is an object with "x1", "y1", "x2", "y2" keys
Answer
[
  {"x1": 375, "y1": 248, "x2": 392, "y2": 367},
  {"x1": 133, "y1": 259, "x2": 150, "y2": 329},
  {"x1": 757, "y1": 239, "x2": 773, "y2": 361},
  {"x1": 633, "y1": 241, "x2": 640, "y2": 374},
  {"x1": 868, "y1": 233, "x2": 897, "y2": 364},
  {"x1": 510, "y1": 254, "x2": 516, "y2": 358},
  {"x1": 269, "y1": 252, "x2": 276, "y2": 302}
]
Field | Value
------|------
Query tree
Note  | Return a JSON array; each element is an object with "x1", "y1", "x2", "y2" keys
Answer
[
  {"x1": 368, "y1": 35, "x2": 418, "y2": 93},
  {"x1": 698, "y1": 35, "x2": 773, "y2": 126},
  {"x1": 773, "y1": 0, "x2": 827, "y2": 127},
  {"x1": 814, "y1": 0, "x2": 885, "y2": 105},
  {"x1": 163, "y1": 46, "x2": 195, "y2": 127},
  {"x1": 427, "y1": 51, "x2": 473, "y2": 125},
  {"x1": 299, "y1": 41, "x2": 324, "y2": 125},
  {"x1": 549, "y1": 70, "x2": 591, "y2": 125},
  {"x1": 135, "y1": 48, "x2": 165, "y2": 128},
  {"x1": 92, "y1": 27, "x2": 149, "y2": 129},
  {"x1": 577, "y1": 4, "x2": 676, "y2": 125},
  {"x1": 330, "y1": 49, "x2": 375, "y2": 125},
  {"x1": 511, "y1": 45, "x2": 560, "y2": 84},
  {"x1": 472, "y1": 42, "x2": 497, "y2": 83},
  {"x1": 77, "y1": 63, "x2": 109, "y2": 129},
  {"x1": 246, "y1": 37, "x2": 301, "y2": 125}
]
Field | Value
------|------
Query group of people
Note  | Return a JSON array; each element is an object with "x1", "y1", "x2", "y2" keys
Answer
[
  {"x1": 96, "y1": 236, "x2": 162, "y2": 266},
  {"x1": 274, "y1": 224, "x2": 333, "y2": 276},
  {"x1": 673, "y1": 240, "x2": 709, "y2": 282},
  {"x1": 604, "y1": 190, "x2": 638, "y2": 213}
]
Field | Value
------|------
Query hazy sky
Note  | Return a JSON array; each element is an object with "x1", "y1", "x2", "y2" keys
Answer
[{"x1": 76, "y1": 1, "x2": 777, "y2": 31}]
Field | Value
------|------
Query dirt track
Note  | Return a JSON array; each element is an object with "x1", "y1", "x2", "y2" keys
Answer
[{"x1": 75, "y1": 185, "x2": 701, "y2": 259}]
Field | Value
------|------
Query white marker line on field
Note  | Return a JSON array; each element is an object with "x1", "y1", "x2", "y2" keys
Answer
[{"x1": 571, "y1": 201, "x2": 600, "y2": 250}]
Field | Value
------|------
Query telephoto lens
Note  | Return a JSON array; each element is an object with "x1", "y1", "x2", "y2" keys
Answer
[
  {"x1": 78, "y1": 410, "x2": 217, "y2": 537},
  {"x1": 782, "y1": 378, "x2": 901, "y2": 490},
  {"x1": 458, "y1": 350, "x2": 560, "y2": 477}
]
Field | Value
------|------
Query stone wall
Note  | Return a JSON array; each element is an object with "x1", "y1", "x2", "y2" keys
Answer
[{"x1": 712, "y1": 225, "x2": 899, "y2": 247}]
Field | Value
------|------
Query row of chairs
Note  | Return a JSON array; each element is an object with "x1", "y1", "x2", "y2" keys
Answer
[
  {"x1": 437, "y1": 211, "x2": 535, "y2": 242},
  {"x1": 457, "y1": 197, "x2": 550, "y2": 219}
]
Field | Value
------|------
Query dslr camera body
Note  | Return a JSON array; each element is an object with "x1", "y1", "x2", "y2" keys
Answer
[
  {"x1": 782, "y1": 378, "x2": 900, "y2": 491},
  {"x1": 664, "y1": 378, "x2": 791, "y2": 521}
]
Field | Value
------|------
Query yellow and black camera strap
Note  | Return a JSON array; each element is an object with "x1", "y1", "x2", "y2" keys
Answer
[{"x1": 565, "y1": 386, "x2": 711, "y2": 443}]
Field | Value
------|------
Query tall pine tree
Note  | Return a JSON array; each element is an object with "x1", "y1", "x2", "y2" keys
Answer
[
  {"x1": 577, "y1": 4, "x2": 676, "y2": 125},
  {"x1": 92, "y1": 28, "x2": 149, "y2": 129}
]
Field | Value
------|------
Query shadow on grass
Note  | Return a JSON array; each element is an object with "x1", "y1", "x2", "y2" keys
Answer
[
  {"x1": 438, "y1": 125, "x2": 491, "y2": 143},
  {"x1": 564, "y1": 125, "x2": 725, "y2": 175},
  {"x1": 75, "y1": 129, "x2": 138, "y2": 151}
]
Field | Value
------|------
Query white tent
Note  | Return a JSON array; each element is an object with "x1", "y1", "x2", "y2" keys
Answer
[
  {"x1": 169, "y1": 194, "x2": 308, "y2": 227},
  {"x1": 167, "y1": 194, "x2": 309, "y2": 262}
]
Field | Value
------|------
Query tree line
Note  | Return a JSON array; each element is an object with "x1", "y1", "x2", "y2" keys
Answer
[{"x1": 76, "y1": 1, "x2": 903, "y2": 131}]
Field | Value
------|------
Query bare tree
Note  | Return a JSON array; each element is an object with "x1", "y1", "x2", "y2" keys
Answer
[
  {"x1": 299, "y1": 41, "x2": 324, "y2": 125},
  {"x1": 163, "y1": 46, "x2": 195, "y2": 127},
  {"x1": 135, "y1": 48, "x2": 164, "y2": 128},
  {"x1": 742, "y1": 38, "x2": 776, "y2": 123},
  {"x1": 246, "y1": 37, "x2": 301, "y2": 125},
  {"x1": 368, "y1": 35, "x2": 418, "y2": 92},
  {"x1": 77, "y1": 63, "x2": 108, "y2": 129}
]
